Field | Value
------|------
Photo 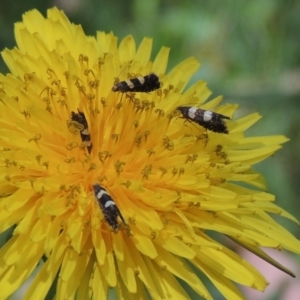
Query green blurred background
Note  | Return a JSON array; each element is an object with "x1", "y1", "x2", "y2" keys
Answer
[{"x1": 0, "y1": 1, "x2": 299, "y2": 299}]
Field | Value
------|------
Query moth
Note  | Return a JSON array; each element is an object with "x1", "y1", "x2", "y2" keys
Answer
[
  {"x1": 112, "y1": 73, "x2": 161, "y2": 93},
  {"x1": 177, "y1": 106, "x2": 230, "y2": 134},
  {"x1": 71, "y1": 110, "x2": 92, "y2": 153},
  {"x1": 93, "y1": 184, "x2": 126, "y2": 231}
]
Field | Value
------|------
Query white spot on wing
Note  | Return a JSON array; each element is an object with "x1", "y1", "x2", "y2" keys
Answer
[
  {"x1": 203, "y1": 110, "x2": 213, "y2": 122},
  {"x1": 126, "y1": 80, "x2": 134, "y2": 89},
  {"x1": 137, "y1": 76, "x2": 145, "y2": 85},
  {"x1": 96, "y1": 190, "x2": 108, "y2": 199},
  {"x1": 188, "y1": 108, "x2": 197, "y2": 119},
  {"x1": 104, "y1": 200, "x2": 116, "y2": 208},
  {"x1": 81, "y1": 129, "x2": 89, "y2": 135}
]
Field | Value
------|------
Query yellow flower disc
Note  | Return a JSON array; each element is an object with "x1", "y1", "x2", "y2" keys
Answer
[{"x1": 0, "y1": 7, "x2": 299, "y2": 300}]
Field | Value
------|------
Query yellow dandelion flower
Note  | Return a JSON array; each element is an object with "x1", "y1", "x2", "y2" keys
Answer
[{"x1": 0, "y1": 7, "x2": 299, "y2": 300}]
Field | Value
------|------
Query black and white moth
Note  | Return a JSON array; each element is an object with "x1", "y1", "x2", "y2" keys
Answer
[
  {"x1": 93, "y1": 184, "x2": 126, "y2": 231},
  {"x1": 177, "y1": 106, "x2": 230, "y2": 134},
  {"x1": 112, "y1": 73, "x2": 161, "y2": 93},
  {"x1": 71, "y1": 110, "x2": 92, "y2": 153}
]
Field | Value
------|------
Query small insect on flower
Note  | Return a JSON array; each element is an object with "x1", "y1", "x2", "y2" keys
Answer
[
  {"x1": 71, "y1": 109, "x2": 92, "y2": 153},
  {"x1": 177, "y1": 106, "x2": 230, "y2": 134},
  {"x1": 93, "y1": 184, "x2": 126, "y2": 231},
  {"x1": 112, "y1": 72, "x2": 161, "y2": 93}
]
